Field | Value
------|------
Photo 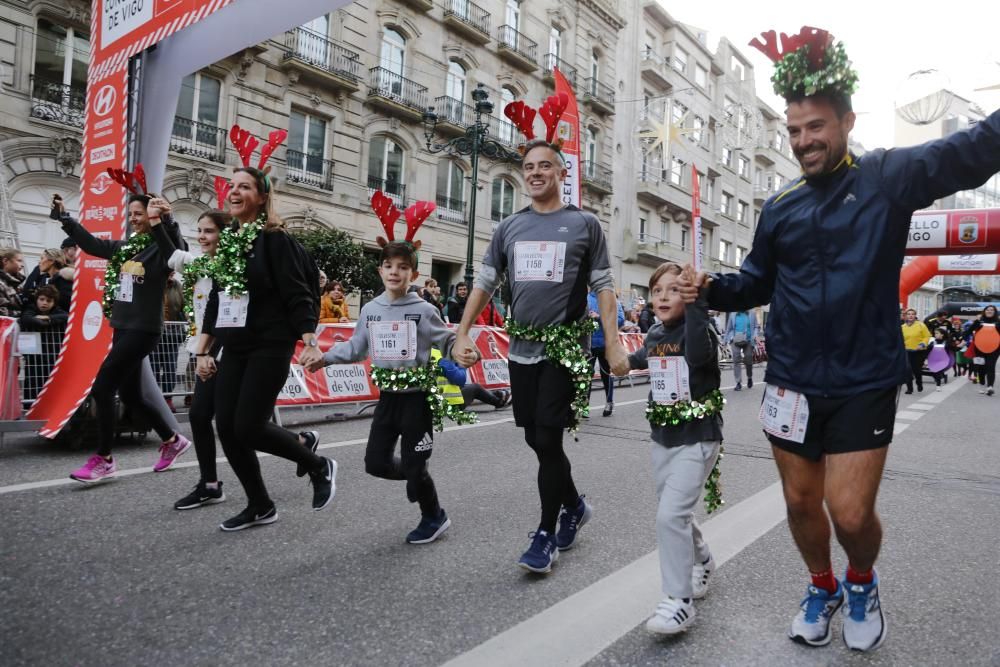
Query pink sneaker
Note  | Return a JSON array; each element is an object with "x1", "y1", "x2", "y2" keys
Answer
[
  {"x1": 70, "y1": 454, "x2": 117, "y2": 484},
  {"x1": 153, "y1": 434, "x2": 192, "y2": 472}
]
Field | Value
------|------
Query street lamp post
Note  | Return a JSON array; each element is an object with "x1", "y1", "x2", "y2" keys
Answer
[{"x1": 422, "y1": 83, "x2": 521, "y2": 290}]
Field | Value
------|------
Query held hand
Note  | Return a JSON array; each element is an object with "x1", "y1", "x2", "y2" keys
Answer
[
  {"x1": 606, "y1": 341, "x2": 630, "y2": 377},
  {"x1": 452, "y1": 332, "x2": 480, "y2": 368},
  {"x1": 50, "y1": 194, "x2": 65, "y2": 220},
  {"x1": 676, "y1": 265, "x2": 700, "y2": 304},
  {"x1": 147, "y1": 197, "x2": 169, "y2": 221},
  {"x1": 299, "y1": 345, "x2": 324, "y2": 371},
  {"x1": 196, "y1": 355, "x2": 216, "y2": 380}
]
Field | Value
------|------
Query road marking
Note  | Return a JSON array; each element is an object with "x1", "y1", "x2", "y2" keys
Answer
[
  {"x1": 442, "y1": 483, "x2": 787, "y2": 667},
  {"x1": 906, "y1": 403, "x2": 935, "y2": 411},
  {"x1": 896, "y1": 410, "x2": 925, "y2": 421}
]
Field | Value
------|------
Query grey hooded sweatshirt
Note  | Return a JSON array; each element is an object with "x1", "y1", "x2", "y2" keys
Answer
[{"x1": 322, "y1": 291, "x2": 456, "y2": 393}]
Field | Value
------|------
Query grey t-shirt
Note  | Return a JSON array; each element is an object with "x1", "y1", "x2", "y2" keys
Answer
[{"x1": 478, "y1": 204, "x2": 613, "y2": 363}]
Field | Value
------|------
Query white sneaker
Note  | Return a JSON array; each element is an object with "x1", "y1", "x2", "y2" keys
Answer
[
  {"x1": 979, "y1": 388, "x2": 987, "y2": 394},
  {"x1": 691, "y1": 554, "x2": 715, "y2": 599},
  {"x1": 645, "y1": 597, "x2": 695, "y2": 635},
  {"x1": 789, "y1": 583, "x2": 844, "y2": 646},
  {"x1": 936, "y1": 386, "x2": 942, "y2": 392},
  {"x1": 842, "y1": 572, "x2": 886, "y2": 652}
]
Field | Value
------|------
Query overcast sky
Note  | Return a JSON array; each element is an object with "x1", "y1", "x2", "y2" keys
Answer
[{"x1": 670, "y1": 1, "x2": 1000, "y2": 150}]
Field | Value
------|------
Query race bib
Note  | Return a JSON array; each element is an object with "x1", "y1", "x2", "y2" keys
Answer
[
  {"x1": 216, "y1": 293, "x2": 249, "y2": 328},
  {"x1": 649, "y1": 356, "x2": 690, "y2": 404},
  {"x1": 193, "y1": 282, "x2": 211, "y2": 329},
  {"x1": 116, "y1": 273, "x2": 133, "y2": 302},
  {"x1": 513, "y1": 241, "x2": 566, "y2": 282},
  {"x1": 759, "y1": 385, "x2": 810, "y2": 443},
  {"x1": 370, "y1": 321, "x2": 417, "y2": 361}
]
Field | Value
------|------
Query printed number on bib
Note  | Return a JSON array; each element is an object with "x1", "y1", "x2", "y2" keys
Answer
[
  {"x1": 513, "y1": 241, "x2": 566, "y2": 282},
  {"x1": 649, "y1": 356, "x2": 690, "y2": 404},
  {"x1": 759, "y1": 385, "x2": 810, "y2": 444},
  {"x1": 370, "y1": 321, "x2": 417, "y2": 361},
  {"x1": 117, "y1": 273, "x2": 134, "y2": 303},
  {"x1": 217, "y1": 293, "x2": 249, "y2": 328}
]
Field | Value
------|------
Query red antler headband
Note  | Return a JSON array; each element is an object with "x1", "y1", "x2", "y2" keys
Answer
[
  {"x1": 229, "y1": 125, "x2": 288, "y2": 193},
  {"x1": 403, "y1": 200, "x2": 435, "y2": 243},
  {"x1": 214, "y1": 176, "x2": 232, "y2": 211},
  {"x1": 503, "y1": 93, "x2": 570, "y2": 151},
  {"x1": 749, "y1": 26, "x2": 858, "y2": 100},
  {"x1": 370, "y1": 190, "x2": 401, "y2": 247},
  {"x1": 106, "y1": 164, "x2": 148, "y2": 196}
]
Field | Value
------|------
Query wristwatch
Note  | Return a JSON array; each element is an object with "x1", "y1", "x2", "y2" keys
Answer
[{"x1": 306, "y1": 338, "x2": 318, "y2": 348}]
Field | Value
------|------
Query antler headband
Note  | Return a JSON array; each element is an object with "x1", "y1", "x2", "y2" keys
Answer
[
  {"x1": 369, "y1": 191, "x2": 435, "y2": 251},
  {"x1": 229, "y1": 125, "x2": 288, "y2": 192},
  {"x1": 504, "y1": 92, "x2": 570, "y2": 150},
  {"x1": 106, "y1": 164, "x2": 148, "y2": 196},
  {"x1": 213, "y1": 176, "x2": 232, "y2": 211},
  {"x1": 749, "y1": 26, "x2": 858, "y2": 100}
]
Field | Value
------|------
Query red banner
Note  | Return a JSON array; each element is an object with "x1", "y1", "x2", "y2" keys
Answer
[
  {"x1": 0, "y1": 318, "x2": 21, "y2": 420},
  {"x1": 906, "y1": 208, "x2": 1000, "y2": 255},
  {"x1": 554, "y1": 69, "x2": 581, "y2": 209}
]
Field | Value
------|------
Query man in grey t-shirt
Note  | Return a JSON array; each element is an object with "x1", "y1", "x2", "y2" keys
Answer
[{"x1": 455, "y1": 139, "x2": 628, "y2": 574}]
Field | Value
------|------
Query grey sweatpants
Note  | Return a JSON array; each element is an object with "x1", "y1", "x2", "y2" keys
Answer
[
  {"x1": 139, "y1": 357, "x2": 181, "y2": 436},
  {"x1": 651, "y1": 440, "x2": 721, "y2": 598},
  {"x1": 730, "y1": 341, "x2": 753, "y2": 383}
]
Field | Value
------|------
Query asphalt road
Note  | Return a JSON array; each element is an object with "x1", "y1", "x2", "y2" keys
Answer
[{"x1": 2, "y1": 370, "x2": 998, "y2": 666}]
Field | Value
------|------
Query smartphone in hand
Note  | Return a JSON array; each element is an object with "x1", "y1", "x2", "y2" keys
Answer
[{"x1": 49, "y1": 194, "x2": 63, "y2": 220}]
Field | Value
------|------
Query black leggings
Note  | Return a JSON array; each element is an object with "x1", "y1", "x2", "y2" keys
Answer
[
  {"x1": 905, "y1": 350, "x2": 928, "y2": 391},
  {"x1": 978, "y1": 350, "x2": 999, "y2": 387},
  {"x1": 92, "y1": 329, "x2": 176, "y2": 456},
  {"x1": 214, "y1": 349, "x2": 323, "y2": 509},
  {"x1": 589, "y1": 347, "x2": 614, "y2": 403},
  {"x1": 524, "y1": 425, "x2": 580, "y2": 533},
  {"x1": 460, "y1": 383, "x2": 504, "y2": 408},
  {"x1": 189, "y1": 373, "x2": 218, "y2": 483}
]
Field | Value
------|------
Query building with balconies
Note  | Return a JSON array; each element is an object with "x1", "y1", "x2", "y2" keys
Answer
[{"x1": 1, "y1": 0, "x2": 626, "y2": 299}]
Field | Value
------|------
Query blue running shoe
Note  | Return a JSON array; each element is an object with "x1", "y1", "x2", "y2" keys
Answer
[
  {"x1": 406, "y1": 509, "x2": 451, "y2": 544},
  {"x1": 518, "y1": 530, "x2": 559, "y2": 573},
  {"x1": 556, "y1": 495, "x2": 593, "y2": 551},
  {"x1": 842, "y1": 570, "x2": 886, "y2": 652},
  {"x1": 788, "y1": 581, "x2": 844, "y2": 646}
]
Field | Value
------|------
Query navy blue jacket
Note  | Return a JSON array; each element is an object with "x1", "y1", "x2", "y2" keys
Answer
[{"x1": 708, "y1": 109, "x2": 1000, "y2": 398}]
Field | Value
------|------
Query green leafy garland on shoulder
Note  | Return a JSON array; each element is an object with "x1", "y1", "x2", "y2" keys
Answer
[
  {"x1": 504, "y1": 318, "x2": 598, "y2": 433},
  {"x1": 102, "y1": 233, "x2": 154, "y2": 319},
  {"x1": 370, "y1": 364, "x2": 478, "y2": 432},
  {"x1": 645, "y1": 388, "x2": 726, "y2": 514},
  {"x1": 179, "y1": 213, "x2": 264, "y2": 337}
]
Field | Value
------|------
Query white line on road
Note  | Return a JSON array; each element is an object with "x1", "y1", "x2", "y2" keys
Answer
[
  {"x1": 442, "y1": 483, "x2": 787, "y2": 667},
  {"x1": 895, "y1": 410, "x2": 925, "y2": 421}
]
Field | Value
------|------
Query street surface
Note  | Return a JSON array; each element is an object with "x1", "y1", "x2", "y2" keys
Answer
[{"x1": 2, "y1": 371, "x2": 998, "y2": 666}]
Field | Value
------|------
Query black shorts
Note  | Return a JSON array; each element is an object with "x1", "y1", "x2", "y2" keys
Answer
[
  {"x1": 368, "y1": 392, "x2": 434, "y2": 455},
  {"x1": 509, "y1": 360, "x2": 574, "y2": 429},
  {"x1": 766, "y1": 386, "x2": 899, "y2": 462}
]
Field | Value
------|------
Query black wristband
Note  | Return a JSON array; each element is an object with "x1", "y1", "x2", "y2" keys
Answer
[{"x1": 195, "y1": 353, "x2": 210, "y2": 357}]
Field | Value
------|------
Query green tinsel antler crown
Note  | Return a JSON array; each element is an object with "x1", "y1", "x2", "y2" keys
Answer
[{"x1": 749, "y1": 26, "x2": 859, "y2": 100}]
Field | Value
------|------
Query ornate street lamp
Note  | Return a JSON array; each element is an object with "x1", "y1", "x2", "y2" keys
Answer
[{"x1": 422, "y1": 83, "x2": 521, "y2": 290}]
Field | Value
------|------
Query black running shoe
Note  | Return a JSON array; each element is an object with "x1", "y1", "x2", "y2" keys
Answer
[
  {"x1": 220, "y1": 505, "x2": 277, "y2": 532},
  {"x1": 174, "y1": 480, "x2": 225, "y2": 510},
  {"x1": 296, "y1": 431, "x2": 320, "y2": 477},
  {"x1": 309, "y1": 457, "x2": 337, "y2": 511}
]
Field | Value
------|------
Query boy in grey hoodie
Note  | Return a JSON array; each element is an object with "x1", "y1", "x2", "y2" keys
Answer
[
  {"x1": 628, "y1": 262, "x2": 724, "y2": 636},
  {"x1": 308, "y1": 241, "x2": 457, "y2": 544}
]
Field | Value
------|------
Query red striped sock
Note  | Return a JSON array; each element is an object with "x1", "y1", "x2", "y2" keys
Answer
[
  {"x1": 846, "y1": 565, "x2": 874, "y2": 585},
  {"x1": 810, "y1": 569, "x2": 838, "y2": 593}
]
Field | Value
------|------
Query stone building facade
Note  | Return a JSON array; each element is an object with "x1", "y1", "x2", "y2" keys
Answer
[{"x1": 0, "y1": 0, "x2": 798, "y2": 308}]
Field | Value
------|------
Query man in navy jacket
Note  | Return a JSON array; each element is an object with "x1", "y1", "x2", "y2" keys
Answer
[{"x1": 680, "y1": 26, "x2": 1000, "y2": 652}]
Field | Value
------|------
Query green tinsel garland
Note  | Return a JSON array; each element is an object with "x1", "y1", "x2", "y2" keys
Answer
[
  {"x1": 504, "y1": 318, "x2": 598, "y2": 433},
  {"x1": 102, "y1": 233, "x2": 154, "y2": 319},
  {"x1": 181, "y1": 254, "x2": 215, "y2": 337},
  {"x1": 645, "y1": 388, "x2": 726, "y2": 514},
  {"x1": 214, "y1": 213, "x2": 264, "y2": 296},
  {"x1": 772, "y1": 41, "x2": 859, "y2": 100},
  {"x1": 370, "y1": 364, "x2": 479, "y2": 432}
]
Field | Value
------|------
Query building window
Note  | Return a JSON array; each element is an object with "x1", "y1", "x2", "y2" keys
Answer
[
  {"x1": 697, "y1": 171, "x2": 707, "y2": 202},
  {"x1": 738, "y1": 154, "x2": 750, "y2": 178},
  {"x1": 644, "y1": 32, "x2": 657, "y2": 59},
  {"x1": 639, "y1": 208, "x2": 649, "y2": 242},
  {"x1": 33, "y1": 18, "x2": 89, "y2": 91},
  {"x1": 680, "y1": 226, "x2": 690, "y2": 251},
  {"x1": 695, "y1": 64, "x2": 708, "y2": 89},
  {"x1": 506, "y1": 0, "x2": 521, "y2": 30},
  {"x1": 368, "y1": 136, "x2": 405, "y2": 200},
  {"x1": 774, "y1": 133, "x2": 785, "y2": 152},
  {"x1": 720, "y1": 191, "x2": 732, "y2": 216},
  {"x1": 670, "y1": 157, "x2": 684, "y2": 186},
  {"x1": 721, "y1": 146, "x2": 733, "y2": 167},
  {"x1": 175, "y1": 73, "x2": 221, "y2": 126},
  {"x1": 673, "y1": 46, "x2": 688, "y2": 73},
  {"x1": 492, "y1": 178, "x2": 516, "y2": 221},
  {"x1": 585, "y1": 128, "x2": 598, "y2": 176},
  {"x1": 380, "y1": 28, "x2": 406, "y2": 77},
  {"x1": 737, "y1": 200, "x2": 749, "y2": 225},
  {"x1": 719, "y1": 239, "x2": 731, "y2": 263},
  {"x1": 692, "y1": 116, "x2": 704, "y2": 144},
  {"x1": 500, "y1": 87, "x2": 516, "y2": 143},
  {"x1": 732, "y1": 57, "x2": 744, "y2": 80},
  {"x1": 736, "y1": 245, "x2": 747, "y2": 266},
  {"x1": 436, "y1": 161, "x2": 465, "y2": 217},
  {"x1": 706, "y1": 176, "x2": 716, "y2": 204},
  {"x1": 591, "y1": 52, "x2": 600, "y2": 83},
  {"x1": 288, "y1": 109, "x2": 328, "y2": 176},
  {"x1": 446, "y1": 60, "x2": 466, "y2": 102},
  {"x1": 549, "y1": 26, "x2": 561, "y2": 59}
]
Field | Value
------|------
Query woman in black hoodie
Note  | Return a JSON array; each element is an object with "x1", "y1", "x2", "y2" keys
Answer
[
  {"x1": 970, "y1": 304, "x2": 1000, "y2": 395},
  {"x1": 52, "y1": 193, "x2": 191, "y2": 483},
  {"x1": 197, "y1": 165, "x2": 335, "y2": 531}
]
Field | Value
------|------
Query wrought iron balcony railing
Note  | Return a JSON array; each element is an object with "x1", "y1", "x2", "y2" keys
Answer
[
  {"x1": 367, "y1": 175, "x2": 406, "y2": 207},
  {"x1": 444, "y1": 0, "x2": 491, "y2": 36},
  {"x1": 369, "y1": 67, "x2": 428, "y2": 111},
  {"x1": 286, "y1": 150, "x2": 334, "y2": 191},
  {"x1": 497, "y1": 25, "x2": 538, "y2": 62},
  {"x1": 169, "y1": 117, "x2": 228, "y2": 163},
  {"x1": 542, "y1": 54, "x2": 577, "y2": 84},
  {"x1": 30, "y1": 78, "x2": 85, "y2": 128},
  {"x1": 283, "y1": 27, "x2": 361, "y2": 81}
]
